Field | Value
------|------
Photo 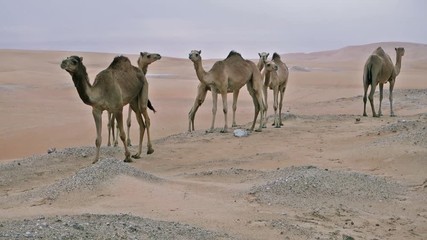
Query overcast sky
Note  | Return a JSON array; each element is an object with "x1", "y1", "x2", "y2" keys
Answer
[{"x1": 0, "y1": 0, "x2": 426, "y2": 58}]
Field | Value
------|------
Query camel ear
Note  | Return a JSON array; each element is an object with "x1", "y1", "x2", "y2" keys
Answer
[
  {"x1": 266, "y1": 53, "x2": 269, "y2": 57},
  {"x1": 79, "y1": 57, "x2": 83, "y2": 62},
  {"x1": 140, "y1": 52, "x2": 146, "y2": 56},
  {"x1": 395, "y1": 48, "x2": 397, "y2": 51},
  {"x1": 198, "y1": 50, "x2": 201, "y2": 54},
  {"x1": 258, "y1": 53, "x2": 261, "y2": 57}
]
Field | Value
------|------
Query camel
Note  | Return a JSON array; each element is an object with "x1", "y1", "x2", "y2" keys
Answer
[
  {"x1": 257, "y1": 52, "x2": 269, "y2": 71},
  {"x1": 262, "y1": 53, "x2": 289, "y2": 128},
  {"x1": 363, "y1": 47, "x2": 405, "y2": 117},
  {"x1": 188, "y1": 50, "x2": 265, "y2": 133},
  {"x1": 107, "y1": 52, "x2": 161, "y2": 147},
  {"x1": 61, "y1": 55, "x2": 152, "y2": 163}
]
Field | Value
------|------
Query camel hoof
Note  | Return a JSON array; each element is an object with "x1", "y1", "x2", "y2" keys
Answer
[
  {"x1": 132, "y1": 154, "x2": 141, "y2": 159},
  {"x1": 92, "y1": 159, "x2": 99, "y2": 164},
  {"x1": 390, "y1": 114, "x2": 396, "y2": 117},
  {"x1": 147, "y1": 149, "x2": 154, "y2": 155},
  {"x1": 275, "y1": 125, "x2": 281, "y2": 128},
  {"x1": 363, "y1": 113, "x2": 367, "y2": 117},
  {"x1": 255, "y1": 128, "x2": 262, "y2": 132},
  {"x1": 220, "y1": 130, "x2": 228, "y2": 133},
  {"x1": 124, "y1": 158, "x2": 133, "y2": 163}
]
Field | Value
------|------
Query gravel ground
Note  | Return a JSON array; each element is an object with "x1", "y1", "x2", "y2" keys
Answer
[
  {"x1": 0, "y1": 214, "x2": 234, "y2": 240},
  {"x1": 0, "y1": 156, "x2": 162, "y2": 207},
  {"x1": 249, "y1": 165, "x2": 406, "y2": 209}
]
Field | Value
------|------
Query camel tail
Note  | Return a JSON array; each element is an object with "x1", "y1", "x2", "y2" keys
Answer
[{"x1": 147, "y1": 99, "x2": 156, "y2": 113}]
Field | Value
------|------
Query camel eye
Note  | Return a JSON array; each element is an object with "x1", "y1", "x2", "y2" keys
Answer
[
  {"x1": 195, "y1": 54, "x2": 199, "y2": 57},
  {"x1": 148, "y1": 55, "x2": 152, "y2": 58},
  {"x1": 267, "y1": 64, "x2": 270, "y2": 67}
]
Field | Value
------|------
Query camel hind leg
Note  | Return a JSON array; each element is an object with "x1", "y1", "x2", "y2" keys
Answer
[
  {"x1": 114, "y1": 110, "x2": 132, "y2": 162},
  {"x1": 389, "y1": 80, "x2": 396, "y2": 117},
  {"x1": 378, "y1": 83, "x2": 384, "y2": 116},
  {"x1": 126, "y1": 105, "x2": 132, "y2": 146},
  {"x1": 272, "y1": 87, "x2": 280, "y2": 128},
  {"x1": 107, "y1": 112, "x2": 113, "y2": 146},
  {"x1": 246, "y1": 80, "x2": 264, "y2": 132},
  {"x1": 278, "y1": 86, "x2": 286, "y2": 126}
]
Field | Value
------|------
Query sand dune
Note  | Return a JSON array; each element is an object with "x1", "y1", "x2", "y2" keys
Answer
[{"x1": 0, "y1": 42, "x2": 426, "y2": 239}]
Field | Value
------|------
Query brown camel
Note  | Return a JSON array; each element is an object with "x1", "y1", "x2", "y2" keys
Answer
[
  {"x1": 363, "y1": 47, "x2": 405, "y2": 117},
  {"x1": 188, "y1": 50, "x2": 265, "y2": 133},
  {"x1": 262, "y1": 53, "x2": 289, "y2": 128},
  {"x1": 61, "y1": 55, "x2": 152, "y2": 163},
  {"x1": 257, "y1": 52, "x2": 269, "y2": 71},
  {"x1": 108, "y1": 52, "x2": 161, "y2": 147}
]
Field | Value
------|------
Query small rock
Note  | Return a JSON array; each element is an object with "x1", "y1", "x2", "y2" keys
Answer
[
  {"x1": 233, "y1": 129, "x2": 249, "y2": 137},
  {"x1": 47, "y1": 148, "x2": 56, "y2": 154}
]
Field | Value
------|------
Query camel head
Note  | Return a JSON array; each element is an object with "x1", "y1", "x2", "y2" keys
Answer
[
  {"x1": 60, "y1": 56, "x2": 84, "y2": 74},
  {"x1": 395, "y1": 47, "x2": 405, "y2": 57},
  {"x1": 138, "y1": 52, "x2": 162, "y2": 66},
  {"x1": 188, "y1": 50, "x2": 202, "y2": 62},
  {"x1": 258, "y1": 52, "x2": 269, "y2": 63},
  {"x1": 264, "y1": 61, "x2": 278, "y2": 72}
]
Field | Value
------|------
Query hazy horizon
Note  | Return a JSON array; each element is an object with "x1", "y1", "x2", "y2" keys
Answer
[{"x1": 1, "y1": 0, "x2": 426, "y2": 58}]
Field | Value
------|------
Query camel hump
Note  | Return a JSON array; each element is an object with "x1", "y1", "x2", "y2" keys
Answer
[
  {"x1": 226, "y1": 50, "x2": 243, "y2": 59},
  {"x1": 272, "y1": 52, "x2": 281, "y2": 61},
  {"x1": 108, "y1": 55, "x2": 133, "y2": 69},
  {"x1": 373, "y1": 47, "x2": 386, "y2": 56}
]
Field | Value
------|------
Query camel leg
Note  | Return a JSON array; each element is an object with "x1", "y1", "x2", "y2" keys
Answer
[
  {"x1": 114, "y1": 110, "x2": 132, "y2": 162},
  {"x1": 232, "y1": 90, "x2": 239, "y2": 127},
  {"x1": 188, "y1": 84, "x2": 208, "y2": 132},
  {"x1": 130, "y1": 102, "x2": 145, "y2": 159},
  {"x1": 278, "y1": 87, "x2": 286, "y2": 126},
  {"x1": 209, "y1": 90, "x2": 218, "y2": 133},
  {"x1": 389, "y1": 80, "x2": 396, "y2": 117},
  {"x1": 126, "y1": 105, "x2": 132, "y2": 146},
  {"x1": 92, "y1": 108, "x2": 103, "y2": 164},
  {"x1": 262, "y1": 85, "x2": 269, "y2": 128},
  {"x1": 363, "y1": 83, "x2": 369, "y2": 117},
  {"x1": 220, "y1": 92, "x2": 228, "y2": 133},
  {"x1": 246, "y1": 81, "x2": 264, "y2": 132},
  {"x1": 107, "y1": 112, "x2": 113, "y2": 146},
  {"x1": 141, "y1": 107, "x2": 154, "y2": 154},
  {"x1": 114, "y1": 121, "x2": 118, "y2": 147},
  {"x1": 368, "y1": 83, "x2": 378, "y2": 117},
  {"x1": 273, "y1": 88, "x2": 280, "y2": 128},
  {"x1": 378, "y1": 83, "x2": 384, "y2": 116}
]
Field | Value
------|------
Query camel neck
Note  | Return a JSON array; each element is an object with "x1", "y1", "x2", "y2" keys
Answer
[
  {"x1": 193, "y1": 60, "x2": 208, "y2": 85},
  {"x1": 395, "y1": 54, "x2": 402, "y2": 76},
  {"x1": 138, "y1": 63, "x2": 149, "y2": 75},
  {"x1": 257, "y1": 60, "x2": 265, "y2": 71},
  {"x1": 72, "y1": 68, "x2": 93, "y2": 105}
]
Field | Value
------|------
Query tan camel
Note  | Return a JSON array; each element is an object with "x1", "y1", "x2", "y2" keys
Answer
[
  {"x1": 61, "y1": 55, "x2": 153, "y2": 163},
  {"x1": 257, "y1": 52, "x2": 269, "y2": 71},
  {"x1": 188, "y1": 52, "x2": 270, "y2": 132},
  {"x1": 108, "y1": 52, "x2": 161, "y2": 147},
  {"x1": 188, "y1": 50, "x2": 265, "y2": 133},
  {"x1": 262, "y1": 53, "x2": 289, "y2": 128},
  {"x1": 363, "y1": 47, "x2": 405, "y2": 117}
]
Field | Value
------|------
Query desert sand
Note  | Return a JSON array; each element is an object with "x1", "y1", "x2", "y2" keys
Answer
[{"x1": 0, "y1": 42, "x2": 426, "y2": 239}]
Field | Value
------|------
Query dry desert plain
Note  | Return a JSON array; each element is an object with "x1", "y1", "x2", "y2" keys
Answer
[{"x1": 0, "y1": 42, "x2": 426, "y2": 239}]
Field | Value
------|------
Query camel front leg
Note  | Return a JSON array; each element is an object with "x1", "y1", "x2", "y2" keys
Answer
[
  {"x1": 378, "y1": 83, "x2": 384, "y2": 116},
  {"x1": 220, "y1": 92, "x2": 228, "y2": 133},
  {"x1": 107, "y1": 112, "x2": 113, "y2": 146},
  {"x1": 115, "y1": 110, "x2": 132, "y2": 162},
  {"x1": 209, "y1": 90, "x2": 218, "y2": 133},
  {"x1": 141, "y1": 106, "x2": 154, "y2": 154},
  {"x1": 130, "y1": 102, "x2": 145, "y2": 159},
  {"x1": 273, "y1": 87, "x2": 280, "y2": 128},
  {"x1": 262, "y1": 85, "x2": 269, "y2": 128},
  {"x1": 389, "y1": 80, "x2": 396, "y2": 117},
  {"x1": 92, "y1": 108, "x2": 103, "y2": 164},
  {"x1": 278, "y1": 87, "x2": 286, "y2": 126},
  {"x1": 232, "y1": 90, "x2": 239, "y2": 127},
  {"x1": 188, "y1": 84, "x2": 208, "y2": 132},
  {"x1": 126, "y1": 105, "x2": 132, "y2": 146}
]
